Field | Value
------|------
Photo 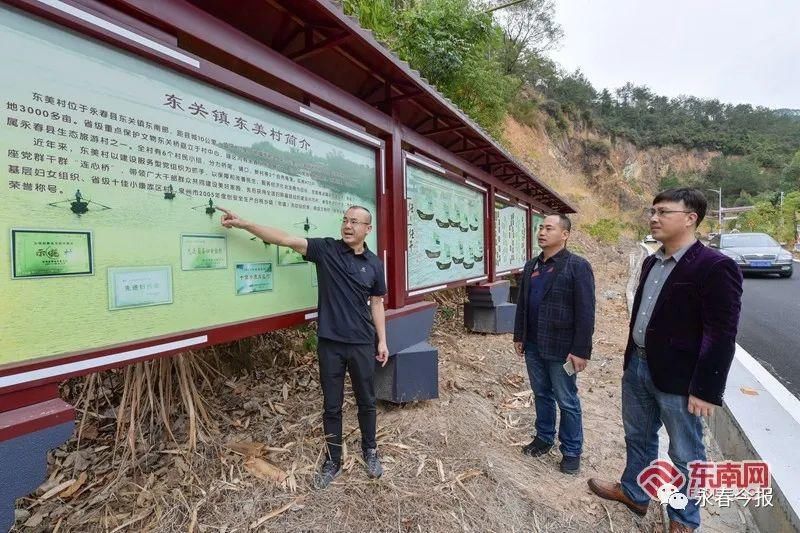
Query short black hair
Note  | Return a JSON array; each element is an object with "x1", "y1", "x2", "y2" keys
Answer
[
  {"x1": 546, "y1": 213, "x2": 571, "y2": 232},
  {"x1": 653, "y1": 188, "x2": 707, "y2": 226},
  {"x1": 346, "y1": 205, "x2": 372, "y2": 224}
]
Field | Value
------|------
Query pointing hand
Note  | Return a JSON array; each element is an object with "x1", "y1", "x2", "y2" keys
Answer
[{"x1": 217, "y1": 206, "x2": 244, "y2": 229}]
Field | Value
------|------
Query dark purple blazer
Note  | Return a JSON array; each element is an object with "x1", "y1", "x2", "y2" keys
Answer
[{"x1": 625, "y1": 240, "x2": 743, "y2": 405}]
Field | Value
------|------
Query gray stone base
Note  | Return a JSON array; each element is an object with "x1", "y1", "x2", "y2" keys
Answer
[
  {"x1": 375, "y1": 303, "x2": 439, "y2": 403},
  {"x1": 463, "y1": 302, "x2": 515, "y2": 333},
  {"x1": 375, "y1": 341, "x2": 438, "y2": 403},
  {"x1": 463, "y1": 281, "x2": 516, "y2": 334},
  {"x1": 1, "y1": 414, "x2": 74, "y2": 532}
]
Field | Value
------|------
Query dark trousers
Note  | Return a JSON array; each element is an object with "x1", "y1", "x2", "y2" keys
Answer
[{"x1": 317, "y1": 338, "x2": 377, "y2": 463}]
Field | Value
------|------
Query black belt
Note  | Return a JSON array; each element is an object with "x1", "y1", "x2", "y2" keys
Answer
[{"x1": 634, "y1": 346, "x2": 647, "y2": 359}]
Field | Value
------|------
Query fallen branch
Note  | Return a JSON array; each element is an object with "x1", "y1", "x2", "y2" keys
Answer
[{"x1": 250, "y1": 497, "x2": 304, "y2": 529}]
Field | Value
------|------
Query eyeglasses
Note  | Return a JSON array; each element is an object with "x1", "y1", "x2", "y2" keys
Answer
[
  {"x1": 342, "y1": 217, "x2": 370, "y2": 226},
  {"x1": 645, "y1": 208, "x2": 695, "y2": 218}
]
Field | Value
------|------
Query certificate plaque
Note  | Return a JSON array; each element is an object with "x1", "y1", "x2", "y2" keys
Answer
[
  {"x1": 11, "y1": 229, "x2": 93, "y2": 279},
  {"x1": 235, "y1": 262, "x2": 273, "y2": 295},
  {"x1": 108, "y1": 266, "x2": 173, "y2": 310},
  {"x1": 181, "y1": 234, "x2": 227, "y2": 270}
]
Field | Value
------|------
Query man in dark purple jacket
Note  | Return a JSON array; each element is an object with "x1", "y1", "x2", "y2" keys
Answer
[{"x1": 588, "y1": 189, "x2": 743, "y2": 533}]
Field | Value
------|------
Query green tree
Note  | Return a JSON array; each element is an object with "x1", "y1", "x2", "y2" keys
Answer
[
  {"x1": 779, "y1": 191, "x2": 800, "y2": 244},
  {"x1": 341, "y1": 0, "x2": 397, "y2": 41},
  {"x1": 492, "y1": 0, "x2": 563, "y2": 77},
  {"x1": 733, "y1": 191, "x2": 753, "y2": 207},
  {"x1": 704, "y1": 157, "x2": 766, "y2": 203},
  {"x1": 346, "y1": 0, "x2": 519, "y2": 135},
  {"x1": 783, "y1": 150, "x2": 800, "y2": 190},
  {"x1": 736, "y1": 202, "x2": 779, "y2": 235}
]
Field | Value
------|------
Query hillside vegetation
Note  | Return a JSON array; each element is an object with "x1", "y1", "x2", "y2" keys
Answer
[{"x1": 343, "y1": 0, "x2": 800, "y2": 243}]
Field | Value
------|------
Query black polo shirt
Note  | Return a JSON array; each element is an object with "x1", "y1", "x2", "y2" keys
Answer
[{"x1": 304, "y1": 237, "x2": 387, "y2": 344}]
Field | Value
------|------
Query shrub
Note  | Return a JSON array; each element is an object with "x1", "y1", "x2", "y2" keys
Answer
[
  {"x1": 583, "y1": 138, "x2": 612, "y2": 158},
  {"x1": 584, "y1": 218, "x2": 625, "y2": 243}
]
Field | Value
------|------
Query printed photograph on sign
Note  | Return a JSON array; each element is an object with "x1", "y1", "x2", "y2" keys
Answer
[
  {"x1": 235, "y1": 262, "x2": 273, "y2": 295},
  {"x1": 405, "y1": 163, "x2": 485, "y2": 290},
  {"x1": 277, "y1": 245, "x2": 308, "y2": 266},
  {"x1": 108, "y1": 266, "x2": 173, "y2": 310},
  {"x1": 11, "y1": 229, "x2": 93, "y2": 278},
  {"x1": 495, "y1": 202, "x2": 527, "y2": 272},
  {"x1": 0, "y1": 5, "x2": 377, "y2": 367}
]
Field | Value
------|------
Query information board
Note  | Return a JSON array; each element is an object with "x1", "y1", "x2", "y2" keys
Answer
[
  {"x1": 531, "y1": 212, "x2": 545, "y2": 257},
  {"x1": 405, "y1": 163, "x2": 485, "y2": 290},
  {"x1": 494, "y1": 202, "x2": 527, "y2": 272},
  {"x1": 0, "y1": 6, "x2": 377, "y2": 367}
]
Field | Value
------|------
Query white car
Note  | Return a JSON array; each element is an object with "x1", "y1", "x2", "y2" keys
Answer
[{"x1": 644, "y1": 234, "x2": 658, "y2": 243}]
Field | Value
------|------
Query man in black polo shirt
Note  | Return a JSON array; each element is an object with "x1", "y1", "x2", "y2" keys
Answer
[{"x1": 218, "y1": 205, "x2": 388, "y2": 489}]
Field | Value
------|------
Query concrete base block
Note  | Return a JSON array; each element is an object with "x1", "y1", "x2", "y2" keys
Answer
[
  {"x1": 466, "y1": 281, "x2": 510, "y2": 307},
  {"x1": 1, "y1": 402, "x2": 74, "y2": 532},
  {"x1": 375, "y1": 342, "x2": 438, "y2": 403},
  {"x1": 464, "y1": 302, "x2": 516, "y2": 334},
  {"x1": 377, "y1": 302, "x2": 439, "y2": 404}
]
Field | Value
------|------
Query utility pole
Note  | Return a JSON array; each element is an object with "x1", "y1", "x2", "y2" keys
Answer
[{"x1": 708, "y1": 188, "x2": 723, "y2": 234}]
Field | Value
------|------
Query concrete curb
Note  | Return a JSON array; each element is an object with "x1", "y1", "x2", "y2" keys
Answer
[{"x1": 709, "y1": 346, "x2": 800, "y2": 533}]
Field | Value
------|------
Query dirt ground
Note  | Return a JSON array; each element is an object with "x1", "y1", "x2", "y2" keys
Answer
[{"x1": 14, "y1": 237, "x2": 672, "y2": 533}]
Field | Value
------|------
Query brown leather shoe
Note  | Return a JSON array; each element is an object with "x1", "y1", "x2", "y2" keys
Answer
[
  {"x1": 669, "y1": 521, "x2": 695, "y2": 533},
  {"x1": 587, "y1": 478, "x2": 649, "y2": 517}
]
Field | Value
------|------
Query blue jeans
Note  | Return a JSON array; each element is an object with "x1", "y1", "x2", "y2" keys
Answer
[
  {"x1": 621, "y1": 354, "x2": 706, "y2": 529},
  {"x1": 524, "y1": 342, "x2": 583, "y2": 457}
]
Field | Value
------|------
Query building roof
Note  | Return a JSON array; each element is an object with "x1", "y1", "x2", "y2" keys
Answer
[{"x1": 179, "y1": 0, "x2": 575, "y2": 213}]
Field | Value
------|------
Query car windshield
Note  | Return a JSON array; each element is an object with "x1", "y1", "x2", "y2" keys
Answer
[{"x1": 720, "y1": 234, "x2": 778, "y2": 248}]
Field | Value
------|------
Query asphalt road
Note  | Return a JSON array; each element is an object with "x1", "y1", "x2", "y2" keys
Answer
[{"x1": 736, "y1": 261, "x2": 800, "y2": 399}]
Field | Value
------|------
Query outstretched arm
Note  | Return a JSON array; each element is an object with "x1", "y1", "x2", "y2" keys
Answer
[{"x1": 218, "y1": 207, "x2": 307, "y2": 256}]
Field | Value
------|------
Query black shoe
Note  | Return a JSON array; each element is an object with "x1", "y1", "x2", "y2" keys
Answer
[
  {"x1": 522, "y1": 436, "x2": 553, "y2": 457},
  {"x1": 560, "y1": 455, "x2": 580, "y2": 475},
  {"x1": 363, "y1": 448, "x2": 383, "y2": 479},
  {"x1": 313, "y1": 459, "x2": 342, "y2": 489}
]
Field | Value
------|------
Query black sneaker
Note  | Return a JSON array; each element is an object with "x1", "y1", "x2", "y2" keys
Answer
[
  {"x1": 313, "y1": 459, "x2": 342, "y2": 489},
  {"x1": 363, "y1": 448, "x2": 383, "y2": 479},
  {"x1": 560, "y1": 455, "x2": 580, "y2": 475},
  {"x1": 522, "y1": 436, "x2": 553, "y2": 457}
]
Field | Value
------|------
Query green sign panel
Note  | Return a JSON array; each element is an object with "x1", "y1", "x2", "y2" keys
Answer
[
  {"x1": 406, "y1": 163, "x2": 485, "y2": 290},
  {"x1": 11, "y1": 229, "x2": 93, "y2": 278},
  {"x1": 531, "y1": 213, "x2": 545, "y2": 257},
  {"x1": 495, "y1": 203, "x2": 528, "y2": 272},
  {"x1": 108, "y1": 266, "x2": 173, "y2": 310},
  {"x1": 235, "y1": 262, "x2": 273, "y2": 295},
  {"x1": 0, "y1": 5, "x2": 377, "y2": 367}
]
